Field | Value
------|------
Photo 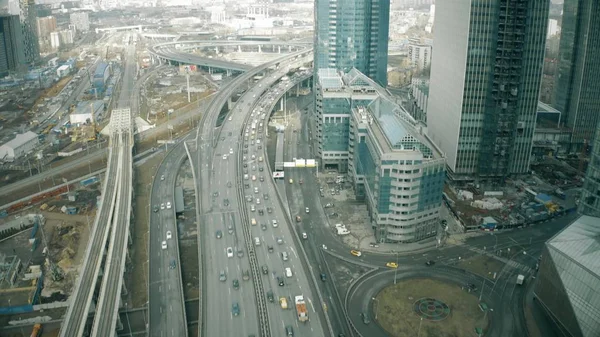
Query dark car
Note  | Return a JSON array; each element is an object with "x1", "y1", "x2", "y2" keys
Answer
[
  {"x1": 259, "y1": 167, "x2": 264, "y2": 172},
  {"x1": 426, "y1": 260, "x2": 435, "y2": 266},
  {"x1": 153, "y1": 205, "x2": 159, "y2": 213},
  {"x1": 258, "y1": 209, "x2": 264, "y2": 216},
  {"x1": 169, "y1": 259, "x2": 176, "y2": 269},
  {"x1": 237, "y1": 247, "x2": 244, "y2": 258},
  {"x1": 232, "y1": 302, "x2": 240, "y2": 316},
  {"x1": 213, "y1": 191, "x2": 219, "y2": 198},
  {"x1": 243, "y1": 270, "x2": 250, "y2": 281},
  {"x1": 277, "y1": 277, "x2": 285, "y2": 286},
  {"x1": 320, "y1": 273, "x2": 327, "y2": 282},
  {"x1": 261, "y1": 223, "x2": 267, "y2": 231},
  {"x1": 216, "y1": 230, "x2": 223, "y2": 239},
  {"x1": 285, "y1": 325, "x2": 294, "y2": 336},
  {"x1": 266, "y1": 290, "x2": 274, "y2": 302},
  {"x1": 232, "y1": 279, "x2": 239, "y2": 290},
  {"x1": 223, "y1": 198, "x2": 229, "y2": 206},
  {"x1": 262, "y1": 265, "x2": 269, "y2": 274},
  {"x1": 263, "y1": 193, "x2": 269, "y2": 200},
  {"x1": 329, "y1": 212, "x2": 339, "y2": 218},
  {"x1": 267, "y1": 245, "x2": 274, "y2": 253},
  {"x1": 361, "y1": 312, "x2": 371, "y2": 324},
  {"x1": 266, "y1": 207, "x2": 273, "y2": 213}
]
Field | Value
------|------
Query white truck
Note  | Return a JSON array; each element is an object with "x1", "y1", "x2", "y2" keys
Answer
[{"x1": 516, "y1": 274, "x2": 525, "y2": 285}]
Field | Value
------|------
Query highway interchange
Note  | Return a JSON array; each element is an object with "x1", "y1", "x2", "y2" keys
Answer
[{"x1": 2, "y1": 36, "x2": 568, "y2": 336}]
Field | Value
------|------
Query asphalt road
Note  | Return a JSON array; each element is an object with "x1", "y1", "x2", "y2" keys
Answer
[{"x1": 148, "y1": 143, "x2": 188, "y2": 337}]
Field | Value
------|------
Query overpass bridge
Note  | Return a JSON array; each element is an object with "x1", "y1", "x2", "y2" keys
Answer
[
  {"x1": 95, "y1": 25, "x2": 143, "y2": 34},
  {"x1": 149, "y1": 40, "x2": 310, "y2": 73}
]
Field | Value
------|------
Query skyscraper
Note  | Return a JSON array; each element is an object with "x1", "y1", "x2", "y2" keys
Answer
[
  {"x1": 579, "y1": 121, "x2": 600, "y2": 217},
  {"x1": 36, "y1": 16, "x2": 56, "y2": 52},
  {"x1": 553, "y1": 0, "x2": 600, "y2": 152},
  {"x1": 313, "y1": 0, "x2": 390, "y2": 86},
  {"x1": 427, "y1": 0, "x2": 549, "y2": 182},
  {"x1": 0, "y1": 0, "x2": 39, "y2": 70},
  {"x1": 0, "y1": 14, "x2": 21, "y2": 76}
]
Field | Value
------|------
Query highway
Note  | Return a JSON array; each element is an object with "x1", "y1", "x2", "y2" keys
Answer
[
  {"x1": 148, "y1": 142, "x2": 189, "y2": 337},
  {"x1": 190, "y1": 47, "x2": 322, "y2": 336}
]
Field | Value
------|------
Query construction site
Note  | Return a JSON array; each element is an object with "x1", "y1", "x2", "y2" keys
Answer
[{"x1": 444, "y1": 157, "x2": 582, "y2": 232}]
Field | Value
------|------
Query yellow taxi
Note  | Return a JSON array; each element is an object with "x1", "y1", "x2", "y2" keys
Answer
[
  {"x1": 386, "y1": 262, "x2": 398, "y2": 269},
  {"x1": 350, "y1": 250, "x2": 362, "y2": 257}
]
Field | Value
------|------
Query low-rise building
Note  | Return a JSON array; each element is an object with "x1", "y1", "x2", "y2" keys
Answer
[
  {"x1": 0, "y1": 131, "x2": 39, "y2": 162},
  {"x1": 316, "y1": 68, "x2": 446, "y2": 244},
  {"x1": 70, "y1": 100, "x2": 104, "y2": 125}
]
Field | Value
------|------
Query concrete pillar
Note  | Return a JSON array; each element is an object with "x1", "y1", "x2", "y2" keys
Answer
[
  {"x1": 227, "y1": 69, "x2": 232, "y2": 76},
  {"x1": 266, "y1": 7, "x2": 269, "y2": 18},
  {"x1": 278, "y1": 46, "x2": 281, "y2": 53},
  {"x1": 121, "y1": 282, "x2": 129, "y2": 296},
  {"x1": 238, "y1": 45, "x2": 242, "y2": 53},
  {"x1": 228, "y1": 97, "x2": 233, "y2": 110},
  {"x1": 296, "y1": 84, "x2": 300, "y2": 97},
  {"x1": 289, "y1": 45, "x2": 292, "y2": 52},
  {"x1": 215, "y1": 46, "x2": 219, "y2": 54},
  {"x1": 258, "y1": 45, "x2": 262, "y2": 53}
]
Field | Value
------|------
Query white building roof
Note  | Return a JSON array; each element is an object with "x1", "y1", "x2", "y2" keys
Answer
[{"x1": 2, "y1": 131, "x2": 38, "y2": 150}]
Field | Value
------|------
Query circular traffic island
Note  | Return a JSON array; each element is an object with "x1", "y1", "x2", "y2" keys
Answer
[{"x1": 374, "y1": 278, "x2": 488, "y2": 337}]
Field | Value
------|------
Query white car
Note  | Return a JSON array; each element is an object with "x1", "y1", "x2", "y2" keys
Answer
[
  {"x1": 161, "y1": 241, "x2": 167, "y2": 250},
  {"x1": 160, "y1": 175, "x2": 165, "y2": 181},
  {"x1": 228, "y1": 116, "x2": 233, "y2": 121},
  {"x1": 166, "y1": 202, "x2": 172, "y2": 209},
  {"x1": 160, "y1": 203, "x2": 165, "y2": 210},
  {"x1": 223, "y1": 154, "x2": 227, "y2": 160},
  {"x1": 229, "y1": 148, "x2": 233, "y2": 154},
  {"x1": 166, "y1": 231, "x2": 172, "y2": 240},
  {"x1": 226, "y1": 247, "x2": 234, "y2": 258},
  {"x1": 305, "y1": 207, "x2": 310, "y2": 213}
]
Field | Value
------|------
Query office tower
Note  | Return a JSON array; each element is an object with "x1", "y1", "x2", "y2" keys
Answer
[
  {"x1": 70, "y1": 12, "x2": 90, "y2": 32},
  {"x1": 36, "y1": 16, "x2": 56, "y2": 52},
  {"x1": 0, "y1": 0, "x2": 39, "y2": 69},
  {"x1": 427, "y1": 0, "x2": 549, "y2": 182},
  {"x1": 0, "y1": 15, "x2": 19, "y2": 76},
  {"x1": 407, "y1": 38, "x2": 432, "y2": 71},
  {"x1": 579, "y1": 121, "x2": 600, "y2": 217},
  {"x1": 313, "y1": 0, "x2": 390, "y2": 86},
  {"x1": 553, "y1": 0, "x2": 600, "y2": 152}
]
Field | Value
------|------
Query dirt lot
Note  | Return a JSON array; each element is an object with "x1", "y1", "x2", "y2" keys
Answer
[
  {"x1": 457, "y1": 255, "x2": 506, "y2": 281},
  {"x1": 376, "y1": 279, "x2": 488, "y2": 337}
]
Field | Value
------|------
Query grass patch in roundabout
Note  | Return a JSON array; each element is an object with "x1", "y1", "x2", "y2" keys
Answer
[{"x1": 375, "y1": 278, "x2": 488, "y2": 337}]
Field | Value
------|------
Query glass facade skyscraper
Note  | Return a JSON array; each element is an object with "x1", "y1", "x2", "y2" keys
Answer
[
  {"x1": 534, "y1": 215, "x2": 600, "y2": 337},
  {"x1": 579, "y1": 121, "x2": 600, "y2": 217},
  {"x1": 427, "y1": 0, "x2": 549, "y2": 181},
  {"x1": 0, "y1": 0, "x2": 39, "y2": 73},
  {"x1": 313, "y1": 0, "x2": 390, "y2": 86},
  {"x1": 553, "y1": 0, "x2": 600, "y2": 152}
]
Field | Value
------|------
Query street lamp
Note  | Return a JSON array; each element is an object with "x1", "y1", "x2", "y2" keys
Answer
[
  {"x1": 371, "y1": 297, "x2": 379, "y2": 320},
  {"x1": 417, "y1": 317, "x2": 424, "y2": 337},
  {"x1": 394, "y1": 252, "x2": 399, "y2": 285}
]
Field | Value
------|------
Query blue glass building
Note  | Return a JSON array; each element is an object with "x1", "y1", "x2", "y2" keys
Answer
[
  {"x1": 314, "y1": 0, "x2": 390, "y2": 87},
  {"x1": 316, "y1": 68, "x2": 446, "y2": 243}
]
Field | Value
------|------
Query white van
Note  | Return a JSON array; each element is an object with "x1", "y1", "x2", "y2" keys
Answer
[
  {"x1": 251, "y1": 218, "x2": 257, "y2": 226},
  {"x1": 285, "y1": 267, "x2": 293, "y2": 278},
  {"x1": 258, "y1": 156, "x2": 263, "y2": 162},
  {"x1": 254, "y1": 237, "x2": 261, "y2": 246}
]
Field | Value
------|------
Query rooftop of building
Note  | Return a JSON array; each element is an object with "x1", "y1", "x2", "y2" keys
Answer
[
  {"x1": 317, "y1": 68, "x2": 344, "y2": 91},
  {"x1": 0, "y1": 131, "x2": 37, "y2": 149},
  {"x1": 94, "y1": 63, "x2": 109, "y2": 77},
  {"x1": 548, "y1": 215, "x2": 600, "y2": 279}
]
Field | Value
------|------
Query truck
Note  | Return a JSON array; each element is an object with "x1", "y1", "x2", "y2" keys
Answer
[
  {"x1": 295, "y1": 295, "x2": 309, "y2": 322},
  {"x1": 31, "y1": 323, "x2": 42, "y2": 337},
  {"x1": 516, "y1": 274, "x2": 525, "y2": 285}
]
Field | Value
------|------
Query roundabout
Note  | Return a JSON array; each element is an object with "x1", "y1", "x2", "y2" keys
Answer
[{"x1": 346, "y1": 266, "x2": 517, "y2": 337}]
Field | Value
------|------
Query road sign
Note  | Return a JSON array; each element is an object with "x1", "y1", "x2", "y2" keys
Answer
[{"x1": 273, "y1": 172, "x2": 284, "y2": 179}]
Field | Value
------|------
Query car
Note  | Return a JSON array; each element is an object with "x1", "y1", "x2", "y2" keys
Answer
[
  {"x1": 244, "y1": 163, "x2": 248, "y2": 168},
  {"x1": 263, "y1": 193, "x2": 269, "y2": 200},
  {"x1": 325, "y1": 203, "x2": 335, "y2": 208},
  {"x1": 250, "y1": 205, "x2": 256, "y2": 212},
  {"x1": 169, "y1": 259, "x2": 176, "y2": 269},
  {"x1": 227, "y1": 181, "x2": 232, "y2": 187},
  {"x1": 160, "y1": 203, "x2": 165, "y2": 210},
  {"x1": 262, "y1": 265, "x2": 269, "y2": 274},
  {"x1": 258, "y1": 209, "x2": 264, "y2": 216},
  {"x1": 232, "y1": 279, "x2": 239, "y2": 290},
  {"x1": 329, "y1": 212, "x2": 339, "y2": 218},
  {"x1": 426, "y1": 260, "x2": 435, "y2": 266},
  {"x1": 260, "y1": 176, "x2": 265, "y2": 182},
  {"x1": 216, "y1": 230, "x2": 222, "y2": 239},
  {"x1": 153, "y1": 205, "x2": 159, "y2": 213},
  {"x1": 285, "y1": 325, "x2": 294, "y2": 336},
  {"x1": 232, "y1": 302, "x2": 240, "y2": 316},
  {"x1": 267, "y1": 245, "x2": 274, "y2": 253},
  {"x1": 277, "y1": 276, "x2": 285, "y2": 286},
  {"x1": 223, "y1": 198, "x2": 229, "y2": 206},
  {"x1": 320, "y1": 273, "x2": 327, "y2": 281},
  {"x1": 296, "y1": 215, "x2": 302, "y2": 222},
  {"x1": 256, "y1": 198, "x2": 261, "y2": 205},
  {"x1": 226, "y1": 247, "x2": 234, "y2": 258},
  {"x1": 160, "y1": 175, "x2": 165, "y2": 181},
  {"x1": 161, "y1": 241, "x2": 167, "y2": 250},
  {"x1": 166, "y1": 202, "x2": 171, "y2": 209},
  {"x1": 272, "y1": 219, "x2": 278, "y2": 227},
  {"x1": 285, "y1": 267, "x2": 293, "y2": 278},
  {"x1": 219, "y1": 270, "x2": 227, "y2": 282},
  {"x1": 281, "y1": 251, "x2": 289, "y2": 261},
  {"x1": 243, "y1": 270, "x2": 250, "y2": 281},
  {"x1": 464, "y1": 283, "x2": 478, "y2": 291},
  {"x1": 228, "y1": 116, "x2": 233, "y2": 121},
  {"x1": 276, "y1": 237, "x2": 283, "y2": 245},
  {"x1": 213, "y1": 191, "x2": 219, "y2": 198},
  {"x1": 222, "y1": 154, "x2": 227, "y2": 160},
  {"x1": 228, "y1": 224, "x2": 234, "y2": 234},
  {"x1": 305, "y1": 207, "x2": 310, "y2": 213},
  {"x1": 166, "y1": 231, "x2": 172, "y2": 240},
  {"x1": 261, "y1": 223, "x2": 267, "y2": 231},
  {"x1": 266, "y1": 290, "x2": 274, "y2": 302},
  {"x1": 361, "y1": 312, "x2": 371, "y2": 325},
  {"x1": 302, "y1": 232, "x2": 308, "y2": 239},
  {"x1": 229, "y1": 148, "x2": 233, "y2": 154},
  {"x1": 266, "y1": 207, "x2": 272, "y2": 213},
  {"x1": 259, "y1": 167, "x2": 264, "y2": 172},
  {"x1": 386, "y1": 262, "x2": 398, "y2": 269},
  {"x1": 350, "y1": 250, "x2": 362, "y2": 257}
]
